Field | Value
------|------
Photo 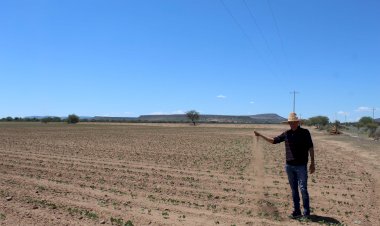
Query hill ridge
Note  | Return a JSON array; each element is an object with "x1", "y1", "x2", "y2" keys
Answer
[{"x1": 94, "y1": 113, "x2": 286, "y2": 124}]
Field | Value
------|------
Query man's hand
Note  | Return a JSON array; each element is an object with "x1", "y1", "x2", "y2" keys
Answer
[
  {"x1": 309, "y1": 163, "x2": 315, "y2": 174},
  {"x1": 254, "y1": 131, "x2": 274, "y2": 144}
]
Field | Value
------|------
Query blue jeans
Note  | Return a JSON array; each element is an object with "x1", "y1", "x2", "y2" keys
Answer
[{"x1": 285, "y1": 164, "x2": 310, "y2": 215}]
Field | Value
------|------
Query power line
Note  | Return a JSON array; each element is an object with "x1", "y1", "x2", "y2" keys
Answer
[
  {"x1": 267, "y1": 0, "x2": 292, "y2": 73},
  {"x1": 242, "y1": 0, "x2": 278, "y2": 65},
  {"x1": 219, "y1": 0, "x2": 260, "y2": 54},
  {"x1": 219, "y1": 0, "x2": 275, "y2": 76}
]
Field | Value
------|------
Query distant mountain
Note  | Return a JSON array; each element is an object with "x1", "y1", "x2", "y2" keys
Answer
[
  {"x1": 138, "y1": 113, "x2": 286, "y2": 124},
  {"x1": 138, "y1": 114, "x2": 187, "y2": 122},
  {"x1": 137, "y1": 114, "x2": 264, "y2": 123},
  {"x1": 93, "y1": 116, "x2": 138, "y2": 121},
  {"x1": 25, "y1": 116, "x2": 93, "y2": 120},
  {"x1": 25, "y1": 116, "x2": 58, "y2": 119},
  {"x1": 248, "y1": 113, "x2": 287, "y2": 124},
  {"x1": 22, "y1": 113, "x2": 287, "y2": 124},
  {"x1": 375, "y1": 118, "x2": 380, "y2": 123}
]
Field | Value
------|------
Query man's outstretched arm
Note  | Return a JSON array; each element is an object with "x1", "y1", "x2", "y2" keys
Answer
[{"x1": 254, "y1": 131, "x2": 275, "y2": 144}]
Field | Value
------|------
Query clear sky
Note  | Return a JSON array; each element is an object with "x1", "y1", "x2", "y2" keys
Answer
[{"x1": 1, "y1": 0, "x2": 379, "y2": 122}]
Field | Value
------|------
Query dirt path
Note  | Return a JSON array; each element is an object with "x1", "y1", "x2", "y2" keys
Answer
[
  {"x1": 251, "y1": 136, "x2": 265, "y2": 185},
  {"x1": 252, "y1": 135, "x2": 285, "y2": 224}
]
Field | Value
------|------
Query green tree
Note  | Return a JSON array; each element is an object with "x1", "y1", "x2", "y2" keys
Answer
[
  {"x1": 41, "y1": 117, "x2": 50, "y2": 123},
  {"x1": 306, "y1": 116, "x2": 329, "y2": 128},
  {"x1": 41, "y1": 117, "x2": 62, "y2": 123},
  {"x1": 186, "y1": 110, "x2": 200, "y2": 126},
  {"x1": 358, "y1": 116, "x2": 378, "y2": 137},
  {"x1": 358, "y1": 116, "x2": 373, "y2": 127},
  {"x1": 67, "y1": 114, "x2": 80, "y2": 124},
  {"x1": 367, "y1": 123, "x2": 379, "y2": 137}
]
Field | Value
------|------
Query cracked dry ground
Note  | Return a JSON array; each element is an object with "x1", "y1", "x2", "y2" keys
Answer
[{"x1": 0, "y1": 123, "x2": 379, "y2": 225}]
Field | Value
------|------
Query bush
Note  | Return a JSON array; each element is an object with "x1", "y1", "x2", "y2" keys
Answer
[
  {"x1": 373, "y1": 127, "x2": 380, "y2": 140},
  {"x1": 305, "y1": 116, "x2": 329, "y2": 128},
  {"x1": 359, "y1": 116, "x2": 373, "y2": 126},
  {"x1": 367, "y1": 123, "x2": 379, "y2": 137},
  {"x1": 41, "y1": 117, "x2": 62, "y2": 123},
  {"x1": 67, "y1": 114, "x2": 79, "y2": 124}
]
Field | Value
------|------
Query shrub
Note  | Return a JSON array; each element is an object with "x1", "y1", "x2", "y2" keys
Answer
[
  {"x1": 367, "y1": 123, "x2": 379, "y2": 137},
  {"x1": 373, "y1": 127, "x2": 380, "y2": 140},
  {"x1": 41, "y1": 117, "x2": 62, "y2": 123},
  {"x1": 306, "y1": 116, "x2": 329, "y2": 128},
  {"x1": 359, "y1": 116, "x2": 373, "y2": 126},
  {"x1": 67, "y1": 114, "x2": 79, "y2": 124}
]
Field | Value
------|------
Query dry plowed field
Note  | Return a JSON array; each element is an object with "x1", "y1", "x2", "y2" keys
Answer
[{"x1": 0, "y1": 123, "x2": 379, "y2": 225}]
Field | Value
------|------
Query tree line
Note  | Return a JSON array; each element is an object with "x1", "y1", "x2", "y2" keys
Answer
[
  {"x1": 303, "y1": 115, "x2": 379, "y2": 138},
  {"x1": 1, "y1": 114, "x2": 80, "y2": 124},
  {"x1": 1, "y1": 111, "x2": 378, "y2": 138}
]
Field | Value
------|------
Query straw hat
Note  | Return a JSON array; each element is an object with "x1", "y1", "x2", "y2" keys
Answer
[{"x1": 282, "y1": 112, "x2": 300, "y2": 123}]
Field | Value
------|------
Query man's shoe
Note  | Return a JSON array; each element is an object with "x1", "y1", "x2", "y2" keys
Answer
[
  {"x1": 303, "y1": 210, "x2": 310, "y2": 218},
  {"x1": 302, "y1": 213, "x2": 311, "y2": 219},
  {"x1": 288, "y1": 211, "x2": 302, "y2": 219}
]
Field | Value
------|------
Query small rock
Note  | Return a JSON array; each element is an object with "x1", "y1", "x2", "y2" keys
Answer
[
  {"x1": 6, "y1": 196, "x2": 12, "y2": 201},
  {"x1": 56, "y1": 173, "x2": 62, "y2": 177},
  {"x1": 33, "y1": 206, "x2": 39, "y2": 209},
  {"x1": 100, "y1": 220, "x2": 106, "y2": 224},
  {"x1": 78, "y1": 216, "x2": 83, "y2": 220}
]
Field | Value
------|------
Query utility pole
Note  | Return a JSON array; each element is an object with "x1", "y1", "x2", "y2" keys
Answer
[
  {"x1": 290, "y1": 90, "x2": 299, "y2": 113},
  {"x1": 372, "y1": 107, "x2": 376, "y2": 122}
]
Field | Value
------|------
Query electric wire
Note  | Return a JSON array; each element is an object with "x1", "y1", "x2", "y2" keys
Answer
[
  {"x1": 267, "y1": 0, "x2": 292, "y2": 72},
  {"x1": 219, "y1": 0, "x2": 276, "y2": 76},
  {"x1": 219, "y1": 0, "x2": 260, "y2": 55},
  {"x1": 242, "y1": 0, "x2": 279, "y2": 66}
]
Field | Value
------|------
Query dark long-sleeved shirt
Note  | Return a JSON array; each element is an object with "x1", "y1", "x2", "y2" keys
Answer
[{"x1": 273, "y1": 126, "x2": 313, "y2": 165}]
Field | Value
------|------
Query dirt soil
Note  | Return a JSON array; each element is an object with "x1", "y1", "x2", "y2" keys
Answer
[{"x1": 0, "y1": 122, "x2": 379, "y2": 226}]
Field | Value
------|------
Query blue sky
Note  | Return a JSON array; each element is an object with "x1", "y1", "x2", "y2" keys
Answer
[{"x1": 1, "y1": 0, "x2": 379, "y2": 122}]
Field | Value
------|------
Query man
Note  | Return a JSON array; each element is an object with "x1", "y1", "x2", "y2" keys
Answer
[{"x1": 254, "y1": 112, "x2": 315, "y2": 219}]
